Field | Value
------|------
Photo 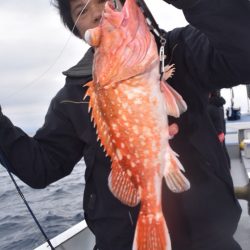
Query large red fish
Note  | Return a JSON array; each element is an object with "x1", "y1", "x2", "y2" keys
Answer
[{"x1": 84, "y1": 0, "x2": 190, "y2": 249}]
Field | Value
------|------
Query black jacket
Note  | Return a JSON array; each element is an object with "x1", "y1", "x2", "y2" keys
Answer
[{"x1": 1, "y1": 0, "x2": 250, "y2": 249}]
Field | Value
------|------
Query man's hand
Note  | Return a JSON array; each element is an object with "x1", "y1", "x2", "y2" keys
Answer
[{"x1": 218, "y1": 132, "x2": 225, "y2": 143}]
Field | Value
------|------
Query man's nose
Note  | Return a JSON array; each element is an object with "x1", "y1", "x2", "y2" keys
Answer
[
  {"x1": 92, "y1": 13, "x2": 102, "y2": 25},
  {"x1": 90, "y1": 4, "x2": 103, "y2": 25}
]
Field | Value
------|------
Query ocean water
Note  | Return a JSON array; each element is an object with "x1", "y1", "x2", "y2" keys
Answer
[{"x1": 0, "y1": 160, "x2": 86, "y2": 250}]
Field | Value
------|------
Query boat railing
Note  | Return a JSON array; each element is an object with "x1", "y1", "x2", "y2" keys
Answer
[{"x1": 34, "y1": 220, "x2": 95, "y2": 250}]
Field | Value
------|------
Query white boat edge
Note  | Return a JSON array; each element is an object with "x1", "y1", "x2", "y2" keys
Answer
[{"x1": 34, "y1": 219, "x2": 95, "y2": 250}]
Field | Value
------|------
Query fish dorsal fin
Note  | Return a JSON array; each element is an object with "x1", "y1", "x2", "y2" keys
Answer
[
  {"x1": 160, "y1": 81, "x2": 187, "y2": 118},
  {"x1": 108, "y1": 161, "x2": 140, "y2": 207}
]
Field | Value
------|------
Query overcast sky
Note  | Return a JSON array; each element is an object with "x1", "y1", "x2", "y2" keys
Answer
[{"x1": 0, "y1": 0, "x2": 248, "y2": 134}]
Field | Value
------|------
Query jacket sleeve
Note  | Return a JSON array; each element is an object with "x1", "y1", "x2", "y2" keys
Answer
[
  {"x1": 0, "y1": 97, "x2": 84, "y2": 189},
  {"x1": 164, "y1": 0, "x2": 250, "y2": 89}
]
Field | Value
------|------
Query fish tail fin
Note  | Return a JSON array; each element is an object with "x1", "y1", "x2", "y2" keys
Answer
[
  {"x1": 133, "y1": 212, "x2": 171, "y2": 250},
  {"x1": 164, "y1": 150, "x2": 190, "y2": 193}
]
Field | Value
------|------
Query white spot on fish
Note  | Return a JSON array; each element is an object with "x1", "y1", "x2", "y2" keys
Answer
[
  {"x1": 131, "y1": 162, "x2": 136, "y2": 168},
  {"x1": 116, "y1": 149, "x2": 123, "y2": 160},
  {"x1": 127, "y1": 169, "x2": 132, "y2": 176},
  {"x1": 143, "y1": 127, "x2": 152, "y2": 137},
  {"x1": 127, "y1": 108, "x2": 133, "y2": 114},
  {"x1": 112, "y1": 123, "x2": 117, "y2": 130},
  {"x1": 155, "y1": 212, "x2": 161, "y2": 221},
  {"x1": 133, "y1": 125, "x2": 139, "y2": 135},
  {"x1": 127, "y1": 92, "x2": 134, "y2": 100},
  {"x1": 136, "y1": 175, "x2": 140, "y2": 182},
  {"x1": 134, "y1": 98, "x2": 142, "y2": 105},
  {"x1": 117, "y1": 97, "x2": 122, "y2": 104},
  {"x1": 122, "y1": 103, "x2": 128, "y2": 109},
  {"x1": 122, "y1": 115, "x2": 127, "y2": 121}
]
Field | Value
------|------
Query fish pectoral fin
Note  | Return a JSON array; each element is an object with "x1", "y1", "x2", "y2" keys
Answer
[
  {"x1": 108, "y1": 161, "x2": 140, "y2": 207},
  {"x1": 133, "y1": 212, "x2": 171, "y2": 250},
  {"x1": 163, "y1": 64, "x2": 175, "y2": 81},
  {"x1": 164, "y1": 151, "x2": 190, "y2": 193},
  {"x1": 160, "y1": 81, "x2": 187, "y2": 118}
]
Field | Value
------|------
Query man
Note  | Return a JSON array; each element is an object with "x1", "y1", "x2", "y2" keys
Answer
[
  {"x1": 0, "y1": 0, "x2": 250, "y2": 249},
  {"x1": 207, "y1": 90, "x2": 231, "y2": 168}
]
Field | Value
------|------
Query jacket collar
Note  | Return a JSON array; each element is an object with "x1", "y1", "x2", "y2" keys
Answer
[{"x1": 63, "y1": 47, "x2": 94, "y2": 78}]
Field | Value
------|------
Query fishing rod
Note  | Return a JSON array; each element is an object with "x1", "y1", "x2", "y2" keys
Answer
[
  {"x1": 0, "y1": 150, "x2": 55, "y2": 250},
  {"x1": 136, "y1": 0, "x2": 164, "y2": 38}
]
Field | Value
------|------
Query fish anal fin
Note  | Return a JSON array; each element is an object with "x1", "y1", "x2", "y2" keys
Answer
[
  {"x1": 164, "y1": 150, "x2": 190, "y2": 193},
  {"x1": 108, "y1": 161, "x2": 140, "y2": 207},
  {"x1": 160, "y1": 81, "x2": 187, "y2": 118},
  {"x1": 133, "y1": 212, "x2": 171, "y2": 250}
]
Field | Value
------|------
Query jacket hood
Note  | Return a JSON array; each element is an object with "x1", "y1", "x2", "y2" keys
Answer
[{"x1": 63, "y1": 48, "x2": 94, "y2": 78}]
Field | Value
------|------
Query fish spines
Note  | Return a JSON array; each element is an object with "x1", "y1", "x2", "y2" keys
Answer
[
  {"x1": 85, "y1": 80, "x2": 115, "y2": 158},
  {"x1": 133, "y1": 211, "x2": 171, "y2": 250}
]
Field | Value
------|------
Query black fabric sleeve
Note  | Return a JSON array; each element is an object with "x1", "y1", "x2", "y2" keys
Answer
[
  {"x1": 164, "y1": 0, "x2": 200, "y2": 10},
  {"x1": 165, "y1": 0, "x2": 250, "y2": 89},
  {"x1": 0, "y1": 98, "x2": 84, "y2": 189},
  {"x1": 207, "y1": 105, "x2": 224, "y2": 134}
]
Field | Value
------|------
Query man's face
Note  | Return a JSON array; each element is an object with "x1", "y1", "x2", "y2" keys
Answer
[{"x1": 70, "y1": 0, "x2": 123, "y2": 39}]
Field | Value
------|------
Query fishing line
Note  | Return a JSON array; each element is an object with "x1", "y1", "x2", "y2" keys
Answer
[
  {"x1": 0, "y1": 150, "x2": 55, "y2": 250},
  {"x1": 1, "y1": 0, "x2": 91, "y2": 104}
]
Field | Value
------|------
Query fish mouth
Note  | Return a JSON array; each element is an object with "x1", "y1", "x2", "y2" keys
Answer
[
  {"x1": 102, "y1": 0, "x2": 125, "y2": 27},
  {"x1": 105, "y1": 0, "x2": 123, "y2": 12},
  {"x1": 106, "y1": 0, "x2": 121, "y2": 11}
]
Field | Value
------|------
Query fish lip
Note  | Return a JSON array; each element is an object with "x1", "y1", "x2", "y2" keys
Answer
[
  {"x1": 102, "y1": 1, "x2": 125, "y2": 27},
  {"x1": 104, "y1": 1, "x2": 122, "y2": 14}
]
